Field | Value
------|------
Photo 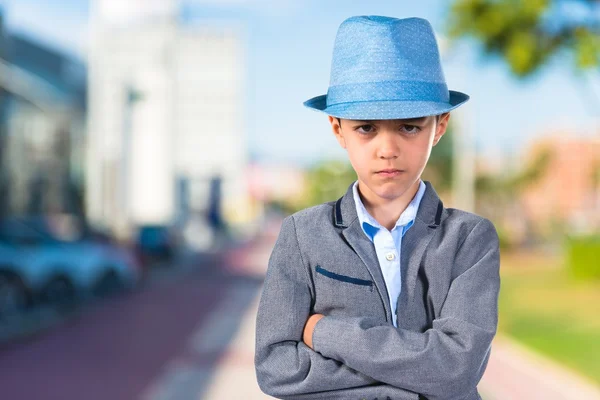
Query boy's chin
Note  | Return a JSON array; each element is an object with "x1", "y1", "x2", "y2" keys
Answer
[{"x1": 365, "y1": 180, "x2": 413, "y2": 201}]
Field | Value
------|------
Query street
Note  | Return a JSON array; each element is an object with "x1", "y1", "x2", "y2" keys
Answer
[
  {"x1": 1, "y1": 222, "x2": 599, "y2": 400},
  {"x1": 0, "y1": 245, "x2": 266, "y2": 400}
]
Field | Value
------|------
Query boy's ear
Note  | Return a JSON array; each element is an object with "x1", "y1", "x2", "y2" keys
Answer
[
  {"x1": 432, "y1": 113, "x2": 450, "y2": 146},
  {"x1": 328, "y1": 116, "x2": 347, "y2": 149}
]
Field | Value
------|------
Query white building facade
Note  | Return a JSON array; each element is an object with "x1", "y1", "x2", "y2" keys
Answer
[{"x1": 86, "y1": 0, "x2": 249, "y2": 240}]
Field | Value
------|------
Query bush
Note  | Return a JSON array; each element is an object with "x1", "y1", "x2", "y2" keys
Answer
[
  {"x1": 565, "y1": 234, "x2": 600, "y2": 280},
  {"x1": 495, "y1": 225, "x2": 515, "y2": 251}
]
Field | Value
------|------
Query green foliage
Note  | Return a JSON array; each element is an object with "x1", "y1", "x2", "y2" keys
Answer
[
  {"x1": 566, "y1": 234, "x2": 600, "y2": 280},
  {"x1": 499, "y1": 255, "x2": 600, "y2": 383},
  {"x1": 476, "y1": 145, "x2": 553, "y2": 196},
  {"x1": 592, "y1": 159, "x2": 600, "y2": 187},
  {"x1": 448, "y1": 0, "x2": 600, "y2": 77},
  {"x1": 297, "y1": 159, "x2": 357, "y2": 210},
  {"x1": 265, "y1": 198, "x2": 297, "y2": 216},
  {"x1": 495, "y1": 224, "x2": 515, "y2": 250},
  {"x1": 422, "y1": 127, "x2": 454, "y2": 193},
  {"x1": 508, "y1": 145, "x2": 553, "y2": 190},
  {"x1": 574, "y1": 27, "x2": 600, "y2": 68},
  {"x1": 474, "y1": 146, "x2": 553, "y2": 245}
]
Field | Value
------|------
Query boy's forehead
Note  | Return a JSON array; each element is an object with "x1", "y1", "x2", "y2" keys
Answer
[{"x1": 342, "y1": 117, "x2": 431, "y2": 124}]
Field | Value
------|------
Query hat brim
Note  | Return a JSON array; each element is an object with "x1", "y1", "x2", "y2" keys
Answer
[{"x1": 303, "y1": 90, "x2": 469, "y2": 120}]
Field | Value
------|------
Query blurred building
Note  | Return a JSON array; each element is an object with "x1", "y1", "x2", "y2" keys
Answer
[
  {"x1": 520, "y1": 135, "x2": 600, "y2": 235},
  {"x1": 0, "y1": 8, "x2": 87, "y2": 219},
  {"x1": 86, "y1": 0, "x2": 250, "y2": 241},
  {"x1": 247, "y1": 161, "x2": 307, "y2": 202}
]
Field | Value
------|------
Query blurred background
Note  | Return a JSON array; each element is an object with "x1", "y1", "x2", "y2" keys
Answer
[{"x1": 0, "y1": 0, "x2": 598, "y2": 399}]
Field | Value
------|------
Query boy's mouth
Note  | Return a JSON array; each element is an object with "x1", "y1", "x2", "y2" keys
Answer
[{"x1": 376, "y1": 169, "x2": 404, "y2": 177}]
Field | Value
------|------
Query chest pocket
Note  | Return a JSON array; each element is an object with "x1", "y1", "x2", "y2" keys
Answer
[
  {"x1": 315, "y1": 265, "x2": 374, "y2": 289},
  {"x1": 313, "y1": 264, "x2": 384, "y2": 319}
]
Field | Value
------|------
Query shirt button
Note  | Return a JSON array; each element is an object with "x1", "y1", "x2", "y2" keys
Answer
[{"x1": 385, "y1": 252, "x2": 396, "y2": 261}]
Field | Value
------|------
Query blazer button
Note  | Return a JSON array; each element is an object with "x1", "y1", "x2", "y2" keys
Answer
[{"x1": 385, "y1": 252, "x2": 395, "y2": 261}]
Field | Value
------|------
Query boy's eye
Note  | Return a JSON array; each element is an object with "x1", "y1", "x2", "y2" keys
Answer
[
  {"x1": 355, "y1": 124, "x2": 375, "y2": 134},
  {"x1": 352, "y1": 124, "x2": 421, "y2": 135},
  {"x1": 401, "y1": 125, "x2": 421, "y2": 135}
]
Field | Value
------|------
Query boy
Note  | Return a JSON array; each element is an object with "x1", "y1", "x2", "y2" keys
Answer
[{"x1": 255, "y1": 16, "x2": 500, "y2": 400}]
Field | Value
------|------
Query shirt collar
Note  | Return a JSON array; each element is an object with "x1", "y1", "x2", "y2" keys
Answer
[{"x1": 352, "y1": 179, "x2": 427, "y2": 240}]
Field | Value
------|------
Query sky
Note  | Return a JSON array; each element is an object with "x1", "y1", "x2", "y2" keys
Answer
[{"x1": 1, "y1": 0, "x2": 599, "y2": 167}]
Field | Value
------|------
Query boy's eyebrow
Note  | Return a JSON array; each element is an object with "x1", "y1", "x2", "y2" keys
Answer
[{"x1": 349, "y1": 117, "x2": 429, "y2": 124}]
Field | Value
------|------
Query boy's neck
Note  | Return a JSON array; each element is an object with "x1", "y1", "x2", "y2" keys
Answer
[{"x1": 357, "y1": 179, "x2": 421, "y2": 231}]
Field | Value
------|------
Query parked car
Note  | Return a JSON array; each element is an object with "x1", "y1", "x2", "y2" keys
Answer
[
  {"x1": 0, "y1": 216, "x2": 142, "y2": 308},
  {"x1": 135, "y1": 225, "x2": 178, "y2": 265},
  {"x1": 83, "y1": 226, "x2": 148, "y2": 280},
  {"x1": 0, "y1": 244, "x2": 32, "y2": 318}
]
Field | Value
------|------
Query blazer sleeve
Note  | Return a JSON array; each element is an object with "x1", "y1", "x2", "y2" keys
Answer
[
  {"x1": 255, "y1": 216, "x2": 420, "y2": 400},
  {"x1": 311, "y1": 218, "x2": 500, "y2": 400}
]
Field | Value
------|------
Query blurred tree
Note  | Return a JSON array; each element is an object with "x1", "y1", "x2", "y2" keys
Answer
[
  {"x1": 475, "y1": 145, "x2": 553, "y2": 199},
  {"x1": 592, "y1": 159, "x2": 600, "y2": 187},
  {"x1": 475, "y1": 145, "x2": 554, "y2": 247},
  {"x1": 447, "y1": 0, "x2": 600, "y2": 77},
  {"x1": 423, "y1": 125, "x2": 455, "y2": 193},
  {"x1": 296, "y1": 159, "x2": 357, "y2": 211},
  {"x1": 447, "y1": 0, "x2": 598, "y2": 244}
]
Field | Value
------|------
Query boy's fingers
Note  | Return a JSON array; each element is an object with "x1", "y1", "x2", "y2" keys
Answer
[{"x1": 303, "y1": 314, "x2": 325, "y2": 349}]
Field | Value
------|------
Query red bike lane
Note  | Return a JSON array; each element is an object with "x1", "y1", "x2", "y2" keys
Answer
[{"x1": 0, "y1": 255, "x2": 263, "y2": 400}]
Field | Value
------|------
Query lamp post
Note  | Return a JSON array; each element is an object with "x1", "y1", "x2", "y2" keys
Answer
[{"x1": 437, "y1": 32, "x2": 476, "y2": 212}]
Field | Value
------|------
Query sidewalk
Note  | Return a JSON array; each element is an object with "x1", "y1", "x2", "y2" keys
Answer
[
  {"x1": 202, "y1": 288, "x2": 270, "y2": 399},
  {"x1": 480, "y1": 336, "x2": 600, "y2": 400},
  {"x1": 201, "y1": 225, "x2": 279, "y2": 399}
]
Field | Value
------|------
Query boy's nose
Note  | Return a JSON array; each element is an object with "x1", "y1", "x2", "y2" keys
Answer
[{"x1": 377, "y1": 132, "x2": 400, "y2": 159}]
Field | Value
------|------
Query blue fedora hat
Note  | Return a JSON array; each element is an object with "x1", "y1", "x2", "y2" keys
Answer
[{"x1": 304, "y1": 16, "x2": 469, "y2": 120}]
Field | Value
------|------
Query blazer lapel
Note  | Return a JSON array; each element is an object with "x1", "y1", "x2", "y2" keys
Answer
[
  {"x1": 343, "y1": 220, "x2": 392, "y2": 321},
  {"x1": 400, "y1": 181, "x2": 444, "y2": 303},
  {"x1": 333, "y1": 181, "x2": 444, "y2": 324},
  {"x1": 334, "y1": 183, "x2": 392, "y2": 323}
]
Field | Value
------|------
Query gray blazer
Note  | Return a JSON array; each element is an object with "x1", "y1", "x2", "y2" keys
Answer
[{"x1": 255, "y1": 181, "x2": 500, "y2": 400}]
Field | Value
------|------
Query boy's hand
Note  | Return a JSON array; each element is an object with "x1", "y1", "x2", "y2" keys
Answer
[{"x1": 303, "y1": 314, "x2": 325, "y2": 349}]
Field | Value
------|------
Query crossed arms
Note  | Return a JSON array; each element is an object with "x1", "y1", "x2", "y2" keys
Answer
[{"x1": 254, "y1": 216, "x2": 500, "y2": 400}]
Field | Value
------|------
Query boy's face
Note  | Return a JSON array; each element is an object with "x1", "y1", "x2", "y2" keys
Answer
[{"x1": 329, "y1": 114, "x2": 450, "y2": 203}]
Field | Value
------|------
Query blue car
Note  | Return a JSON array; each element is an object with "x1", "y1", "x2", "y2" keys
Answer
[
  {"x1": 135, "y1": 225, "x2": 176, "y2": 265},
  {"x1": 0, "y1": 217, "x2": 141, "y2": 314}
]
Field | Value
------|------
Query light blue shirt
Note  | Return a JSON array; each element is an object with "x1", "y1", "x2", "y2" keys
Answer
[{"x1": 352, "y1": 179, "x2": 427, "y2": 327}]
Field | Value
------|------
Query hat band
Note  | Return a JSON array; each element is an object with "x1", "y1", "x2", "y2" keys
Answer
[{"x1": 326, "y1": 80, "x2": 449, "y2": 107}]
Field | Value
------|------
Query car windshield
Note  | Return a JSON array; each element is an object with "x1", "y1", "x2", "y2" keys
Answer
[
  {"x1": 0, "y1": 216, "x2": 83, "y2": 245},
  {"x1": 139, "y1": 227, "x2": 168, "y2": 242}
]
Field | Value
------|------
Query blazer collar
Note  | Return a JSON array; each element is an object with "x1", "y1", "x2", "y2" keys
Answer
[
  {"x1": 333, "y1": 180, "x2": 443, "y2": 229},
  {"x1": 333, "y1": 180, "x2": 444, "y2": 323}
]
